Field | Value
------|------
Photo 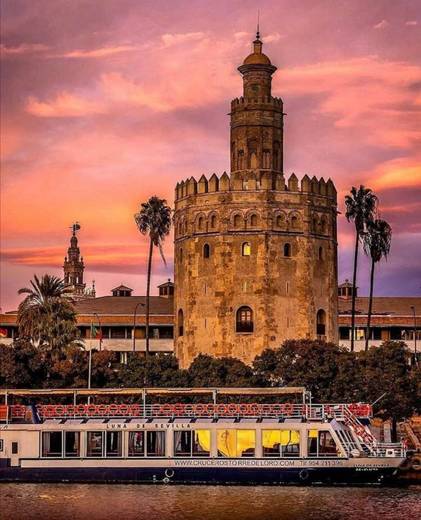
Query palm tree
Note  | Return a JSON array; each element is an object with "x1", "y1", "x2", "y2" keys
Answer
[
  {"x1": 363, "y1": 219, "x2": 392, "y2": 351},
  {"x1": 344, "y1": 186, "x2": 378, "y2": 351},
  {"x1": 134, "y1": 196, "x2": 172, "y2": 355},
  {"x1": 17, "y1": 274, "x2": 79, "y2": 352}
]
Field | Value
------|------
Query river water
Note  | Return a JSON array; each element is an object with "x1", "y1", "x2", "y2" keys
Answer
[{"x1": 1, "y1": 484, "x2": 420, "y2": 520}]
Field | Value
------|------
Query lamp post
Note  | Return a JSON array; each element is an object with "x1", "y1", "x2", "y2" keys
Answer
[
  {"x1": 133, "y1": 302, "x2": 145, "y2": 352},
  {"x1": 410, "y1": 306, "x2": 418, "y2": 366},
  {"x1": 93, "y1": 312, "x2": 103, "y2": 351}
]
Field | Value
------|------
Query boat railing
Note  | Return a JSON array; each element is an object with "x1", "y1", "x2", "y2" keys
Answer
[{"x1": 3, "y1": 402, "x2": 372, "y2": 421}]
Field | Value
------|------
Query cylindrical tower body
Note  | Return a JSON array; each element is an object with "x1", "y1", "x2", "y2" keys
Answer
[{"x1": 174, "y1": 35, "x2": 338, "y2": 367}]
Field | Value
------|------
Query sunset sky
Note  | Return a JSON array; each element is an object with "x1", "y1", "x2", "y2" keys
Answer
[{"x1": 1, "y1": 0, "x2": 421, "y2": 311}]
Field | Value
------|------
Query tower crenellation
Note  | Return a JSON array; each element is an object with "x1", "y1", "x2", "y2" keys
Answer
[{"x1": 174, "y1": 31, "x2": 338, "y2": 367}]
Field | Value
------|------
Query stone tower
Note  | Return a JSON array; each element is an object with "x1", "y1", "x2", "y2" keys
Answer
[
  {"x1": 63, "y1": 223, "x2": 92, "y2": 299},
  {"x1": 174, "y1": 32, "x2": 338, "y2": 367}
]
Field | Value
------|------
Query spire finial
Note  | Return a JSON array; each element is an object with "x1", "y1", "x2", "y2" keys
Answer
[{"x1": 256, "y1": 9, "x2": 260, "y2": 40}]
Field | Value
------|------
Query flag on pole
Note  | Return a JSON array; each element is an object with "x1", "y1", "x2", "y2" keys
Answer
[{"x1": 90, "y1": 322, "x2": 102, "y2": 340}]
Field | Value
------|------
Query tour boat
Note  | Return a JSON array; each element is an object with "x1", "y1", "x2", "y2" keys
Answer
[{"x1": 0, "y1": 387, "x2": 407, "y2": 485}]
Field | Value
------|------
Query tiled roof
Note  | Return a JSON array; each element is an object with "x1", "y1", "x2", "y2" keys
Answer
[
  {"x1": 338, "y1": 297, "x2": 421, "y2": 316},
  {"x1": 110, "y1": 285, "x2": 133, "y2": 292},
  {"x1": 75, "y1": 296, "x2": 173, "y2": 315}
]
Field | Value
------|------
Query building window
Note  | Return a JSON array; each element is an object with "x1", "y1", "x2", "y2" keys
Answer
[
  {"x1": 318, "y1": 246, "x2": 323, "y2": 260},
  {"x1": 210, "y1": 215, "x2": 217, "y2": 228},
  {"x1": 242, "y1": 242, "x2": 251, "y2": 256},
  {"x1": 178, "y1": 309, "x2": 184, "y2": 337},
  {"x1": 276, "y1": 215, "x2": 285, "y2": 227},
  {"x1": 290, "y1": 215, "x2": 299, "y2": 229},
  {"x1": 236, "y1": 306, "x2": 254, "y2": 333},
  {"x1": 198, "y1": 216, "x2": 204, "y2": 231},
  {"x1": 263, "y1": 150, "x2": 271, "y2": 169},
  {"x1": 284, "y1": 243, "x2": 291, "y2": 257},
  {"x1": 316, "y1": 309, "x2": 326, "y2": 336},
  {"x1": 234, "y1": 214, "x2": 242, "y2": 228},
  {"x1": 238, "y1": 150, "x2": 244, "y2": 170},
  {"x1": 250, "y1": 214, "x2": 258, "y2": 227},
  {"x1": 203, "y1": 243, "x2": 210, "y2": 258}
]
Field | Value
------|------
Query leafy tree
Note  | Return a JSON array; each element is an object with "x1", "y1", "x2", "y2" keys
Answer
[
  {"x1": 118, "y1": 353, "x2": 187, "y2": 388},
  {"x1": 345, "y1": 186, "x2": 378, "y2": 351},
  {"x1": 134, "y1": 197, "x2": 172, "y2": 355},
  {"x1": 253, "y1": 340, "x2": 361, "y2": 402},
  {"x1": 362, "y1": 219, "x2": 392, "y2": 351},
  {"x1": 0, "y1": 340, "x2": 46, "y2": 388},
  {"x1": 188, "y1": 354, "x2": 254, "y2": 387},
  {"x1": 362, "y1": 341, "x2": 415, "y2": 440},
  {"x1": 17, "y1": 274, "x2": 80, "y2": 354}
]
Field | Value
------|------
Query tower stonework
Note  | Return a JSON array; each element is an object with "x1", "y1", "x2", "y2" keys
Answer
[{"x1": 174, "y1": 34, "x2": 338, "y2": 367}]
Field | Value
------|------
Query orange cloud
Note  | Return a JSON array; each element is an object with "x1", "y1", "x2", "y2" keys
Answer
[
  {"x1": 26, "y1": 93, "x2": 105, "y2": 117},
  {"x1": 56, "y1": 45, "x2": 141, "y2": 59},
  {"x1": 367, "y1": 157, "x2": 421, "y2": 190}
]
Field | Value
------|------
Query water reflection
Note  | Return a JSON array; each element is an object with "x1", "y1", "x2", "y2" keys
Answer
[{"x1": 1, "y1": 484, "x2": 420, "y2": 520}]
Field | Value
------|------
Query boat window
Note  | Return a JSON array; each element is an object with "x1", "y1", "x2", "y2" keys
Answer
[
  {"x1": 65, "y1": 431, "x2": 80, "y2": 457},
  {"x1": 128, "y1": 431, "x2": 145, "y2": 457},
  {"x1": 146, "y1": 431, "x2": 165, "y2": 457},
  {"x1": 174, "y1": 430, "x2": 210, "y2": 457},
  {"x1": 308, "y1": 430, "x2": 338, "y2": 457},
  {"x1": 217, "y1": 429, "x2": 255, "y2": 458},
  {"x1": 262, "y1": 430, "x2": 300, "y2": 458},
  {"x1": 87, "y1": 431, "x2": 104, "y2": 457},
  {"x1": 42, "y1": 431, "x2": 63, "y2": 458},
  {"x1": 106, "y1": 431, "x2": 122, "y2": 457},
  {"x1": 318, "y1": 431, "x2": 338, "y2": 456}
]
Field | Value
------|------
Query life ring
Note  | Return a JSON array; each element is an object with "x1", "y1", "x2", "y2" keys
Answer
[
  {"x1": 163, "y1": 477, "x2": 170, "y2": 484},
  {"x1": 165, "y1": 468, "x2": 174, "y2": 478},
  {"x1": 299, "y1": 469, "x2": 310, "y2": 481}
]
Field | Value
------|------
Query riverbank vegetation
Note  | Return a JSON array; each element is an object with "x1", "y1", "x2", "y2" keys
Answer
[{"x1": 1, "y1": 339, "x2": 419, "y2": 436}]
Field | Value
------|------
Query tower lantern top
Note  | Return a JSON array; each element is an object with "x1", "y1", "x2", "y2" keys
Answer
[{"x1": 239, "y1": 31, "x2": 276, "y2": 70}]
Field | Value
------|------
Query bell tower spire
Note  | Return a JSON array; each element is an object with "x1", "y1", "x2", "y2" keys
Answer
[
  {"x1": 230, "y1": 30, "x2": 284, "y2": 182},
  {"x1": 63, "y1": 222, "x2": 87, "y2": 299}
]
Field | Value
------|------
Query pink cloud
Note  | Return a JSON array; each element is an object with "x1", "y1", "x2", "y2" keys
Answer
[
  {"x1": 55, "y1": 45, "x2": 141, "y2": 59},
  {"x1": 26, "y1": 93, "x2": 105, "y2": 117},
  {"x1": 0, "y1": 43, "x2": 49, "y2": 57}
]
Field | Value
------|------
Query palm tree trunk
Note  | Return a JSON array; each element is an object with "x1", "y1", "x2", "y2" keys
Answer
[
  {"x1": 350, "y1": 231, "x2": 359, "y2": 352},
  {"x1": 365, "y1": 257, "x2": 375, "y2": 352},
  {"x1": 145, "y1": 237, "x2": 154, "y2": 356}
]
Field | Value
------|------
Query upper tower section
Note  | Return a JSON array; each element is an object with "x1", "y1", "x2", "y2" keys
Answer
[
  {"x1": 63, "y1": 223, "x2": 94, "y2": 299},
  {"x1": 230, "y1": 31, "x2": 284, "y2": 177}
]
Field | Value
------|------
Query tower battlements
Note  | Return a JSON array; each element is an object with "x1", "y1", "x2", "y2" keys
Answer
[
  {"x1": 230, "y1": 96, "x2": 283, "y2": 109},
  {"x1": 175, "y1": 172, "x2": 337, "y2": 202}
]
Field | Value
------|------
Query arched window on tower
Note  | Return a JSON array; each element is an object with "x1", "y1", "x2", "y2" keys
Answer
[
  {"x1": 316, "y1": 309, "x2": 326, "y2": 337},
  {"x1": 318, "y1": 246, "x2": 323, "y2": 261},
  {"x1": 273, "y1": 141, "x2": 280, "y2": 170},
  {"x1": 210, "y1": 214, "x2": 217, "y2": 229},
  {"x1": 236, "y1": 306, "x2": 254, "y2": 333},
  {"x1": 242, "y1": 242, "x2": 251, "y2": 256},
  {"x1": 178, "y1": 309, "x2": 184, "y2": 337},
  {"x1": 203, "y1": 243, "x2": 210, "y2": 258},
  {"x1": 198, "y1": 216, "x2": 204, "y2": 231},
  {"x1": 237, "y1": 150, "x2": 244, "y2": 170},
  {"x1": 248, "y1": 140, "x2": 258, "y2": 169},
  {"x1": 234, "y1": 214, "x2": 242, "y2": 228},
  {"x1": 250, "y1": 214, "x2": 258, "y2": 227},
  {"x1": 263, "y1": 149, "x2": 271, "y2": 169},
  {"x1": 284, "y1": 243, "x2": 291, "y2": 257}
]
